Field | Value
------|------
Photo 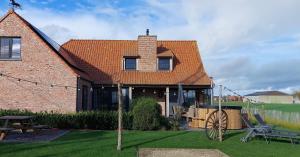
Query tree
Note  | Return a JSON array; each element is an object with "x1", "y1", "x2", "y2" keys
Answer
[{"x1": 293, "y1": 91, "x2": 300, "y2": 99}]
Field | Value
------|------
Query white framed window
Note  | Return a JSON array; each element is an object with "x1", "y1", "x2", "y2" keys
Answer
[
  {"x1": 123, "y1": 57, "x2": 137, "y2": 70},
  {"x1": 158, "y1": 57, "x2": 172, "y2": 71}
]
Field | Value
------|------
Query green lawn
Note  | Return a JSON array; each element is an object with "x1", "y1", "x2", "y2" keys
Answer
[
  {"x1": 0, "y1": 130, "x2": 299, "y2": 157},
  {"x1": 222, "y1": 102, "x2": 300, "y2": 113}
]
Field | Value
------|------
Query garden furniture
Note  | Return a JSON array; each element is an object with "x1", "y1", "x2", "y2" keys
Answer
[
  {"x1": 241, "y1": 113, "x2": 299, "y2": 144},
  {"x1": 254, "y1": 113, "x2": 275, "y2": 129}
]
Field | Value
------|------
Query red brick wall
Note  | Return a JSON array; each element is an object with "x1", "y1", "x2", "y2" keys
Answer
[
  {"x1": 137, "y1": 35, "x2": 157, "y2": 71},
  {"x1": 0, "y1": 12, "x2": 78, "y2": 113}
]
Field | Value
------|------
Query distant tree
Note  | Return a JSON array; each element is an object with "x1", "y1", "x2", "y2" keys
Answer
[{"x1": 293, "y1": 91, "x2": 300, "y2": 99}]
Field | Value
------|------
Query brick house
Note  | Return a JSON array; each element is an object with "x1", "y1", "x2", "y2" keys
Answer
[{"x1": 0, "y1": 10, "x2": 212, "y2": 116}]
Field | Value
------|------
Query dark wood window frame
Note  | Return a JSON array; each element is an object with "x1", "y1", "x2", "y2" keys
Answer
[
  {"x1": 82, "y1": 85, "x2": 88, "y2": 111},
  {"x1": 0, "y1": 37, "x2": 21, "y2": 60}
]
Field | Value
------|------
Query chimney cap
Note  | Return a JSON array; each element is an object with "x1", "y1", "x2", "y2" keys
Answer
[{"x1": 146, "y1": 29, "x2": 149, "y2": 36}]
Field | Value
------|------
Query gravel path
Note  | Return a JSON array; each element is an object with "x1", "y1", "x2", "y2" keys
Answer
[{"x1": 139, "y1": 148, "x2": 229, "y2": 157}]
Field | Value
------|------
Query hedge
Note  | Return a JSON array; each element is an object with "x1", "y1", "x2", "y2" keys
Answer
[{"x1": 0, "y1": 109, "x2": 133, "y2": 130}]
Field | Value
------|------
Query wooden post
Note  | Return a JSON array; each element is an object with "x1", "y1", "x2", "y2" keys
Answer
[
  {"x1": 129, "y1": 86, "x2": 133, "y2": 105},
  {"x1": 210, "y1": 77, "x2": 214, "y2": 105},
  {"x1": 117, "y1": 83, "x2": 123, "y2": 151},
  {"x1": 166, "y1": 87, "x2": 170, "y2": 117},
  {"x1": 247, "y1": 100, "x2": 250, "y2": 116},
  {"x1": 218, "y1": 85, "x2": 222, "y2": 142},
  {"x1": 262, "y1": 103, "x2": 265, "y2": 120}
]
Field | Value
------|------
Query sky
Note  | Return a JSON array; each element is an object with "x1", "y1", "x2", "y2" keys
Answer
[{"x1": 1, "y1": 0, "x2": 300, "y2": 95}]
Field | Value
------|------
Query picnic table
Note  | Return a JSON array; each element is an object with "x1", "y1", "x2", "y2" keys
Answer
[
  {"x1": 0, "y1": 116, "x2": 34, "y2": 140},
  {"x1": 1, "y1": 116, "x2": 34, "y2": 129}
]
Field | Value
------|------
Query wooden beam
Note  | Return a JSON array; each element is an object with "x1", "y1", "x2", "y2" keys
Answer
[{"x1": 166, "y1": 87, "x2": 170, "y2": 117}]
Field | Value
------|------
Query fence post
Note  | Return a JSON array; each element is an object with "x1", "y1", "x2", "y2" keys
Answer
[
  {"x1": 262, "y1": 103, "x2": 265, "y2": 120},
  {"x1": 247, "y1": 100, "x2": 250, "y2": 116}
]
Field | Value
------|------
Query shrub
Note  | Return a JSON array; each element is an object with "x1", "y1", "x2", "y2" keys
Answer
[
  {"x1": 132, "y1": 97, "x2": 162, "y2": 130},
  {"x1": 0, "y1": 109, "x2": 133, "y2": 130}
]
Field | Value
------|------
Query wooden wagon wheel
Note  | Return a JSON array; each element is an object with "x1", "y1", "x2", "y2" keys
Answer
[{"x1": 205, "y1": 110, "x2": 228, "y2": 140}]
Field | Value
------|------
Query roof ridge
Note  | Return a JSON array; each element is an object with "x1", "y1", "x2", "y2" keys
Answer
[
  {"x1": 64, "y1": 39, "x2": 198, "y2": 42},
  {"x1": 68, "y1": 39, "x2": 137, "y2": 41}
]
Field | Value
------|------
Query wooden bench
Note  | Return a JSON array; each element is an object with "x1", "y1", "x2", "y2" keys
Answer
[
  {"x1": 32, "y1": 125, "x2": 50, "y2": 134},
  {"x1": 33, "y1": 125, "x2": 49, "y2": 130},
  {"x1": 0, "y1": 128, "x2": 14, "y2": 141}
]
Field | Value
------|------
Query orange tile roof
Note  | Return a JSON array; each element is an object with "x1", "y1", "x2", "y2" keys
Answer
[{"x1": 62, "y1": 40, "x2": 212, "y2": 86}]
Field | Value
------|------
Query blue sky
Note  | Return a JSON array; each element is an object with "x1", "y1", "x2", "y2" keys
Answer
[{"x1": 1, "y1": 0, "x2": 300, "y2": 95}]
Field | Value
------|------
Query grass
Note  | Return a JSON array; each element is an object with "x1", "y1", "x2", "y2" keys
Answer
[
  {"x1": 0, "y1": 130, "x2": 299, "y2": 157},
  {"x1": 222, "y1": 102, "x2": 300, "y2": 113}
]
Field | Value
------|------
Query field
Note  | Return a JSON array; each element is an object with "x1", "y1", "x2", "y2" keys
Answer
[
  {"x1": 0, "y1": 130, "x2": 299, "y2": 157},
  {"x1": 222, "y1": 102, "x2": 300, "y2": 113}
]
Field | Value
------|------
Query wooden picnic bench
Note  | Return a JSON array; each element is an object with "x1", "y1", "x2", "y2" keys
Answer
[
  {"x1": 0, "y1": 127, "x2": 14, "y2": 140},
  {"x1": 0, "y1": 116, "x2": 49, "y2": 140}
]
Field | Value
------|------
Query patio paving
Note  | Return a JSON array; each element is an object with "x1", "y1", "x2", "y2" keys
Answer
[
  {"x1": 1, "y1": 129, "x2": 68, "y2": 143},
  {"x1": 139, "y1": 148, "x2": 229, "y2": 157}
]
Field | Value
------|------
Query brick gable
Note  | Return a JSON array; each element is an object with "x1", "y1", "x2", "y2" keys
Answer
[{"x1": 0, "y1": 10, "x2": 80, "y2": 112}]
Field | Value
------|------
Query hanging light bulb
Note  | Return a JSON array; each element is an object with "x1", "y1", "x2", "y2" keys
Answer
[
  {"x1": 143, "y1": 89, "x2": 146, "y2": 93},
  {"x1": 153, "y1": 90, "x2": 157, "y2": 94}
]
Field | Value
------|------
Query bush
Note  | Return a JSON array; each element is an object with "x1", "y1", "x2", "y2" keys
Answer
[
  {"x1": 0, "y1": 109, "x2": 133, "y2": 130},
  {"x1": 132, "y1": 97, "x2": 162, "y2": 130}
]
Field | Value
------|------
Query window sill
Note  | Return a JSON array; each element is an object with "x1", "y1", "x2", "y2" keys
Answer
[
  {"x1": 0, "y1": 59, "x2": 22, "y2": 61},
  {"x1": 158, "y1": 69, "x2": 171, "y2": 72},
  {"x1": 123, "y1": 69, "x2": 138, "y2": 71}
]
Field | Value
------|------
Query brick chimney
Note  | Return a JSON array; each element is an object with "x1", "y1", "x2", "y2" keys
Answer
[{"x1": 137, "y1": 29, "x2": 157, "y2": 72}]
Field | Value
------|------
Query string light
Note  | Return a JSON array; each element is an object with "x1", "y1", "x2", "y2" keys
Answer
[
  {"x1": 222, "y1": 85, "x2": 259, "y2": 104},
  {"x1": 0, "y1": 72, "x2": 77, "y2": 89}
]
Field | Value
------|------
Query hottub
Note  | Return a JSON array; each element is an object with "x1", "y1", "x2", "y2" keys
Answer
[{"x1": 196, "y1": 105, "x2": 243, "y2": 130}]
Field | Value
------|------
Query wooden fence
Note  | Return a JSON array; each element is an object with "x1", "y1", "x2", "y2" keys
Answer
[{"x1": 246, "y1": 108, "x2": 300, "y2": 129}]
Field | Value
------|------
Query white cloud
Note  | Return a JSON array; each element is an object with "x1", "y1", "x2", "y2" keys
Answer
[{"x1": 7, "y1": 0, "x2": 300, "y2": 93}]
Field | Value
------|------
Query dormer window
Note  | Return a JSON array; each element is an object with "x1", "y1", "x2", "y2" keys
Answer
[
  {"x1": 123, "y1": 58, "x2": 137, "y2": 70},
  {"x1": 158, "y1": 57, "x2": 172, "y2": 71},
  {"x1": 0, "y1": 37, "x2": 21, "y2": 60}
]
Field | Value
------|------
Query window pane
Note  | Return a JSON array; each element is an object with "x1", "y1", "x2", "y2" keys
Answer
[
  {"x1": 12, "y1": 38, "x2": 21, "y2": 59},
  {"x1": 125, "y1": 58, "x2": 136, "y2": 70},
  {"x1": 112, "y1": 91, "x2": 118, "y2": 104},
  {"x1": 82, "y1": 85, "x2": 88, "y2": 111},
  {"x1": 0, "y1": 38, "x2": 10, "y2": 59},
  {"x1": 158, "y1": 58, "x2": 170, "y2": 70}
]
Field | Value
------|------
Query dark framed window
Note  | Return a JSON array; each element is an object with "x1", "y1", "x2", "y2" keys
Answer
[
  {"x1": 111, "y1": 91, "x2": 118, "y2": 104},
  {"x1": 0, "y1": 37, "x2": 21, "y2": 60},
  {"x1": 158, "y1": 58, "x2": 170, "y2": 70},
  {"x1": 124, "y1": 58, "x2": 136, "y2": 70},
  {"x1": 82, "y1": 85, "x2": 88, "y2": 111}
]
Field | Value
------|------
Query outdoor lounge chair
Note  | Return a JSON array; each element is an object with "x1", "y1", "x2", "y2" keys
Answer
[
  {"x1": 254, "y1": 113, "x2": 275, "y2": 129},
  {"x1": 241, "y1": 113, "x2": 299, "y2": 144}
]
